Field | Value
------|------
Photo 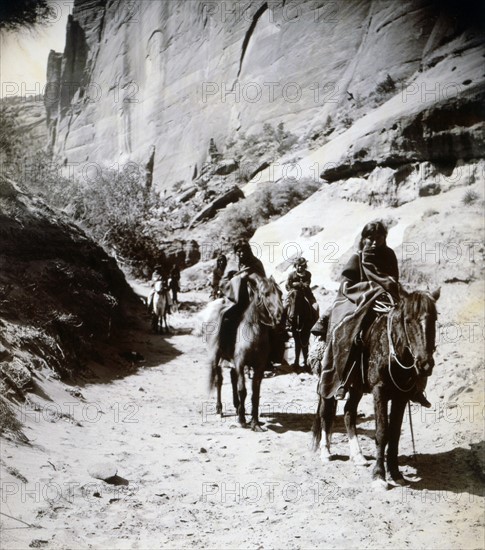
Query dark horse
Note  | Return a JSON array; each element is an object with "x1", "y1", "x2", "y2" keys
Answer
[
  {"x1": 312, "y1": 288, "x2": 440, "y2": 487},
  {"x1": 288, "y1": 288, "x2": 318, "y2": 371},
  {"x1": 206, "y1": 274, "x2": 284, "y2": 431}
]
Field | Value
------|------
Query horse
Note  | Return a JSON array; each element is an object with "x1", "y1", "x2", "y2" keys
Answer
[
  {"x1": 150, "y1": 280, "x2": 172, "y2": 334},
  {"x1": 205, "y1": 274, "x2": 284, "y2": 431},
  {"x1": 168, "y1": 277, "x2": 179, "y2": 313},
  {"x1": 288, "y1": 288, "x2": 318, "y2": 371},
  {"x1": 312, "y1": 288, "x2": 440, "y2": 487}
]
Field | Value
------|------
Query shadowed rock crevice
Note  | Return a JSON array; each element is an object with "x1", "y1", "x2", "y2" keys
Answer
[
  {"x1": 237, "y1": 2, "x2": 268, "y2": 78},
  {"x1": 60, "y1": 16, "x2": 88, "y2": 114}
]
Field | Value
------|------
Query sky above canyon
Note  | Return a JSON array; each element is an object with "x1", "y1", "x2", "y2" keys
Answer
[{"x1": 0, "y1": 1, "x2": 70, "y2": 96}]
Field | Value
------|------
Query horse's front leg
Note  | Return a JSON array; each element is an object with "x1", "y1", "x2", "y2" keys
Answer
[
  {"x1": 320, "y1": 398, "x2": 336, "y2": 462},
  {"x1": 234, "y1": 362, "x2": 247, "y2": 428},
  {"x1": 151, "y1": 313, "x2": 158, "y2": 334},
  {"x1": 372, "y1": 385, "x2": 389, "y2": 487},
  {"x1": 230, "y1": 368, "x2": 239, "y2": 413},
  {"x1": 163, "y1": 312, "x2": 170, "y2": 334},
  {"x1": 344, "y1": 386, "x2": 366, "y2": 465},
  {"x1": 302, "y1": 334, "x2": 310, "y2": 371},
  {"x1": 293, "y1": 333, "x2": 301, "y2": 369},
  {"x1": 387, "y1": 397, "x2": 407, "y2": 483},
  {"x1": 250, "y1": 368, "x2": 265, "y2": 432},
  {"x1": 214, "y1": 363, "x2": 223, "y2": 416}
]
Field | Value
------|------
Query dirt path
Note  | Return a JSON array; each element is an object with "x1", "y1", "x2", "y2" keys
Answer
[{"x1": 1, "y1": 287, "x2": 483, "y2": 549}]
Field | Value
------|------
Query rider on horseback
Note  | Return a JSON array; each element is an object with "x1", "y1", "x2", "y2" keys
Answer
[
  {"x1": 219, "y1": 240, "x2": 266, "y2": 351},
  {"x1": 218, "y1": 239, "x2": 288, "y2": 369},
  {"x1": 312, "y1": 221, "x2": 430, "y2": 407},
  {"x1": 282, "y1": 257, "x2": 317, "y2": 330},
  {"x1": 147, "y1": 267, "x2": 171, "y2": 314},
  {"x1": 147, "y1": 268, "x2": 163, "y2": 312},
  {"x1": 169, "y1": 264, "x2": 180, "y2": 303},
  {"x1": 210, "y1": 253, "x2": 228, "y2": 299}
]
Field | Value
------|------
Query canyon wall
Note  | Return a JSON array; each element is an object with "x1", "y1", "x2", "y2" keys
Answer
[{"x1": 46, "y1": 0, "x2": 485, "y2": 190}]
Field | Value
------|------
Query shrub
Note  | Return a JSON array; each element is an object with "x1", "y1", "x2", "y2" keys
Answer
[
  {"x1": 340, "y1": 114, "x2": 354, "y2": 129},
  {"x1": 16, "y1": 151, "x2": 165, "y2": 276},
  {"x1": 0, "y1": 396, "x2": 22, "y2": 437},
  {"x1": 462, "y1": 189, "x2": 479, "y2": 205},
  {"x1": 0, "y1": 106, "x2": 23, "y2": 163},
  {"x1": 225, "y1": 122, "x2": 298, "y2": 182},
  {"x1": 206, "y1": 177, "x2": 319, "y2": 243},
  {"x1": 376, "y1": 74, "x2": 396, "y2": 95},
  {"x1": 0, "y1": 1, "x2": 56, "y2": 31}
]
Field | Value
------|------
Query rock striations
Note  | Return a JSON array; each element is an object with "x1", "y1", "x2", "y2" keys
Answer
[{"x1": 45, "y1": 0, "x2": 485, "y2": 191}]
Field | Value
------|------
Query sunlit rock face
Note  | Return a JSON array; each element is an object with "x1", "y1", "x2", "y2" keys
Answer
[{"x1": 46, "y1": 0, "x2": 484, "y2": 190}]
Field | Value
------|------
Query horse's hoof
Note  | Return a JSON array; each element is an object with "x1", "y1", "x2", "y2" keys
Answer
[
  {"x1": 371, "y1": 478, "x2": 389, "y2": 491},
  {"x1": 391, "y1": 477, "x2": 408, "y2": 487},
  {"x1": 251, "y1": 423, "x2": 266, "y2": 432},
  {"x1": 351, "y1": 453, "x2": 368, "y2": 466},
  {"x1": 390, "y1": 474, "x2": 407, "y2": 486},
  {"x1": 320, "y1": 449, "x2": 332, "y2": 463}
]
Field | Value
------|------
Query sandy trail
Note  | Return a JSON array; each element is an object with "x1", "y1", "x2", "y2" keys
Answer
[{"x1": 1, "y1": 286, "x2": 483, "y2": 549}]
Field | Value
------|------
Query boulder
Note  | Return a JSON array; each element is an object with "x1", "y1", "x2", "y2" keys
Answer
[
  {"x1": 189, "y1": 186, "x2": 245, "y2": 227},
  {"x1": 88, "y1": 462, "x2": 118, "y2": 481},
  {"x1": 214, "y1": 159, "x2": 238, "y2": 176}
]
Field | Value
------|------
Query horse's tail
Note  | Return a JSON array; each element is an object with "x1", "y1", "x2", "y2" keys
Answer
[{"x1": 312, "y1": 396, "x2": 323, "y2": 451}]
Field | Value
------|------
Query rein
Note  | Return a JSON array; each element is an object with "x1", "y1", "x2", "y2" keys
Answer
[{"x1": 386, "y1": 308, "x2": 418, "y2": 393}]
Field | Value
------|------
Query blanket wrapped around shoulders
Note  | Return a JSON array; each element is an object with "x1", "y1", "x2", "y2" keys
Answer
[{"x1": 317, "y1": 248, "x2": 399, "y2": 398}]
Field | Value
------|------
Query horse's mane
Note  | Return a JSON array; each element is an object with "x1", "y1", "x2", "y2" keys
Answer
[
  {"x1": 243, "y1": 275, "x2": 271, "y2": 328},
  {"x1": 399, "y1": 289, "x2": 438, "y2": 320}
]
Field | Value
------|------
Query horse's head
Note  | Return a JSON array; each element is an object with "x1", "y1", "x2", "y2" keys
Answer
[
  {"x1": 398, "y1": 287, "x2": 440, "y2": 376},
  {"x1": 252, "y1": 275, "x2": 284, "y2": 327}
]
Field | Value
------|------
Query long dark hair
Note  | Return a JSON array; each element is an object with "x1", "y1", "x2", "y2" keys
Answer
[
  {"x1": 359, "y1": 221, "x2": 388, "y2": 250},
  {"x1": 216, "y1": 254, "x2": 227, "y2": 269}
]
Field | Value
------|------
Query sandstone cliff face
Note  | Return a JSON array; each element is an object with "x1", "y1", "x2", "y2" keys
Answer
[{"x1": 47, "y1": 0, "x2": 484, "y2": 190}]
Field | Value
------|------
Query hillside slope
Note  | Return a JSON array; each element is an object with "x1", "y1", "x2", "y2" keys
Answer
[{"x1": 0, "y1": 176, "x2": 140, "y2": 437}]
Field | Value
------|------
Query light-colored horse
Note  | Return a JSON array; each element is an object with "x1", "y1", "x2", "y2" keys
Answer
[{"x1": 151, "y1": 280, "x2": 172, "y2": 334}]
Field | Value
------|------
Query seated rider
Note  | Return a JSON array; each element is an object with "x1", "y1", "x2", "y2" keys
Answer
[
  {"x1": 283, "y1": 257, "x2": 317, "y2": 329},
  {"x1": 220, "y1": 239, "x2": 288, "y2": 367},
  {"x1": 210, "y1": 253, "x2": 228, "y2": 299},
  {"x1": 220, "y1": 240, "x2": 266, "y2": 335},
  {"x1": 169, "y1": 264, "x2": 181, "y2": 303},
  {"x1": 147, "y1": 268, "x2": 163, "y2": 311},
  {"x1": 313, "y1": 221, "x2": 430, "y2": 407},
  {"x1": 147, "y1": 268, "x2": 171, "y2": 312}
]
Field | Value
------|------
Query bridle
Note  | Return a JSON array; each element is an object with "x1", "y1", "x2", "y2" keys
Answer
[{"x1": 386, "y1": 308, "x2": 419, "y2": 392}]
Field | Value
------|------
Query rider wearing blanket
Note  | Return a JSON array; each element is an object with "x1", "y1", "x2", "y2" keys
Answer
[
  {"x1": 313, "y1": 221, "x2": 430, "y2": 407},
  {"x1": 283, "y1": 257, "x2": 317, "y2": 329},
  {"x1": 219, "y1": 240, "x2": 266, "y2": 352},
  {"x1": 219, "y1": 239, "x2": 286, "y2": 366}
]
